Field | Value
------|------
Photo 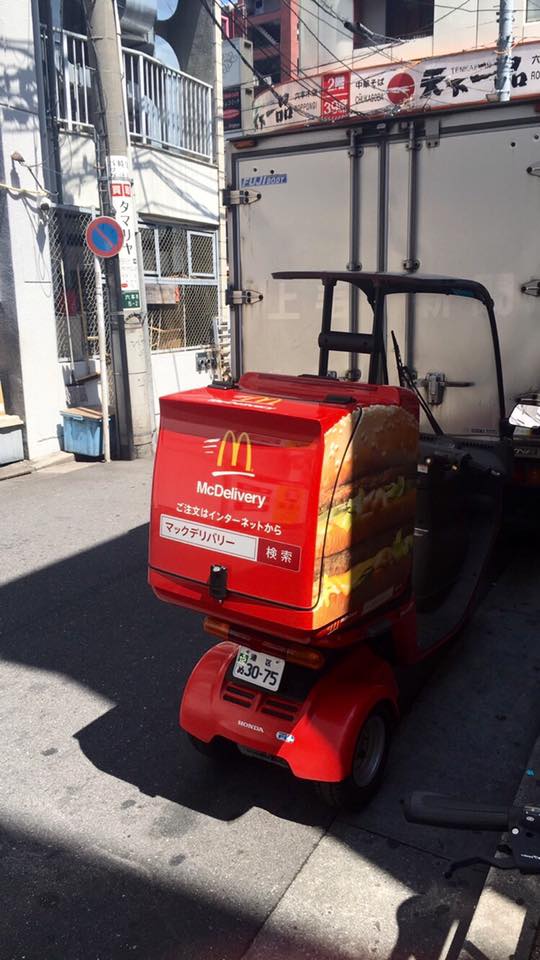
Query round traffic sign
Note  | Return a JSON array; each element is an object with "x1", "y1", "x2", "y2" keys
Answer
[{"x1": 85, "y1": 216, "x2": 124, "y2": 258}]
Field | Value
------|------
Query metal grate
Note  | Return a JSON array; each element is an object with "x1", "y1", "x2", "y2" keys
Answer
[
  {"x1": 48, "y1": 207, "x2": 115, "y2": 403},
  {"x1": 141, "y1": 223, "x2": 219, "y2": 353},
  {"x1": 260, "y1": 695, "x2": 299, "y2": 722}
]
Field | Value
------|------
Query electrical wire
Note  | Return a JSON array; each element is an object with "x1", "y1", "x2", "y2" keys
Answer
[
  {"x1": 239, "y1": 14, "x2": 372, "y2": 118},
  {"x1": 221, "y1": 1, "x2": 385, "y2": 121},
  {"x1": 197, "y1": 0, "x2": 321, "y2": 121},
  {"x1": 279, "y1": 0, "x2": 399, "y2": 78},
  {"x1": 222, "y1": 0, "x2": 511, "y2": 121},
  {"x1": 307, "y1": 0, "x2": 493, "y2": 44}
]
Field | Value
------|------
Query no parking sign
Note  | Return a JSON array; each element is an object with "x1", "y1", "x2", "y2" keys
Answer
[{"x1": 85, "y1": 216, "x2": 124, "y2": 259}]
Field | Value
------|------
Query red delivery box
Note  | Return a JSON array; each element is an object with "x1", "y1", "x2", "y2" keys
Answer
[{"x1": 149, "y1": 373, "x2": 419, "y2": 642}]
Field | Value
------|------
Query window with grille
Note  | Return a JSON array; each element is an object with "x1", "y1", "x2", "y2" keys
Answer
[
  {"x1": 527, "y1": 0, "x2": 540, "y2": 21},
  {"x1": 141, "y1": 223, "x2": 219, "y2": 352},
  {"x1": 49, "y1": 206, "x2": 115, "y2": 404}
]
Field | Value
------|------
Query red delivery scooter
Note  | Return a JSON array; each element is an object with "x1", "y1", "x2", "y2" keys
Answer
[{"x1": 148, "y1": 272, "x2": 510, "y2": 808}]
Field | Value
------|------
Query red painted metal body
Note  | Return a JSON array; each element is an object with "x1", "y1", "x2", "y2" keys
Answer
[
  {"x1": 149, "y1": 372, "x2": 425, "y2": 784},
  {"x1": 180, "y1": 640, "x2": 399, "y2": 782},
  {"x1": 149, "y1": 372, "x2": 418, "y2": 641}
]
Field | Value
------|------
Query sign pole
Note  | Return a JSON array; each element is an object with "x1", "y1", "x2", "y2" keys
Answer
[{"x1": 94, "y1": 251, "x2": 111, "y2": 463}]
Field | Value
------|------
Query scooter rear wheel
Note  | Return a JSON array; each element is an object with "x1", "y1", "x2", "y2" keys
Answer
[
  {"x1": 314, "y1": 705, "x2": 392, "y2": 809},
  {"x1": 188, "y1": 733, "x2": 237, "y2": 760}
]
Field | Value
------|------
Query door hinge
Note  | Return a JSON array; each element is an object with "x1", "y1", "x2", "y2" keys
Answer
[
  {"x1": 222, "y1": 188, "x2": 262, "y2": 207},
  {"x1": 226, "y1": 288, "x2": 264, "y2": 306},
  {"x1": 521, "y1": 279, "x2": 540, "y2": 297},
  {"x1": 348, "y1": 131, "x2": 364, "y2": 158},
  {"x1": 424, "y1": 118, "x2": 440, "y2": 149}
]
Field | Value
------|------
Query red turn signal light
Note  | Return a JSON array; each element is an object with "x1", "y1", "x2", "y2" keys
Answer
[
  {"x1": 512, "y1": 460, "x2": 540, "y2": 487},
  {"x1": 203, "y1": 617, "x2": 231, "y2": 640},
  {"x1": 203, "y1": 617, "x2": 325, "y2": 670}
]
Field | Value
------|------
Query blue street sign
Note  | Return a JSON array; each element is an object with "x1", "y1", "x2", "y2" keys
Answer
[{"x1": 85, "y1": 216, "x2": 124, "y2": 259}]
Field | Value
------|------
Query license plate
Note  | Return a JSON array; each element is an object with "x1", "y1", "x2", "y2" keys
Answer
[{"x1": 232, "y1": 646, "x2": 285, "y2": 692}]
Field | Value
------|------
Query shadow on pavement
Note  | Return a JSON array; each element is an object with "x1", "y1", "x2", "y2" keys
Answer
[
  {"x1": 0, "y1": 518, "x2": 539, "y2": 958},
  {"x1": 0, "y1": 523, "x2": 331, "y2": 826},
  {"x1": 0, "y1": 816, "x2": 345, "y2": 960}
]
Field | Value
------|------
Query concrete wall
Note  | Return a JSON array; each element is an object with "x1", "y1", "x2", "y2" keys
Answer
[
  {"x1": 58, "y1": 134, "x2": 99, "y2": 210},
  {"x1": 150, "y1": 348, "x2": 212, "y2": 419},
  {"x1": 55, "y1": 133, "x2": 219, "y2": 226},
  {"x1": 298, "y1": 1, "x2": 534, "y2": 74},
  {"x1": 162, "y1": 0, "x2": 216, "y2": 84},
  {"x1": 0, "y1": 0, "x2": 65, "y2": 460},
  {"x1": 300, "y1": 0, "x2": 353, "y2": 74},
  {"x1": 132, "y1": 146, "x2": 219, "y2": 225}
]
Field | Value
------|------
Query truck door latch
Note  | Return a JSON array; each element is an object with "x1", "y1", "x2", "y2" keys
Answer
[
  {"x1": 416, "y1": 372, "x2": 474, "y2": 405},
  {"x1": 521, "y1": 279, "x2": 540, "y2": 297},
  {"x1": 209, "y1": 565, "x2": 228, "y2": 601},
  {"x1": 222, "y1": 188, "x2": 262, "y2": 206},
  {"x1": 226, "y1": 288, "x2": 263, "y2": 306}
]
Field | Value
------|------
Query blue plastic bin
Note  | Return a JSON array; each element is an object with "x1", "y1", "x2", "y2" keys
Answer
[{"x1": 61, "y1": 408, "x2": 114, "y2": 458}]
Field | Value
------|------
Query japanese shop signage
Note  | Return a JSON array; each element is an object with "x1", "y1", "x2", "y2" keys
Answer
[
  {"x1": 321, "y1": 71, "x2": 350, "y2": 118},
  {"x1": 224, "y1": 86, "x2": 242, "y2": 132},
  {"x1": 107, "y1": 155, "x2": 141, "y2": 310},
  {"x1": 252, "y1": 42, "x2": 540, "y2": 133}
]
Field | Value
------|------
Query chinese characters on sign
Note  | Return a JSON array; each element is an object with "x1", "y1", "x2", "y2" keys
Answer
[
  {"x1": 252, "y1": 43, "x2": 540, "y2": 132},
  {"x1": 107, "y1": 155, "x2": 141, "y2": 310},
  {"x1": 257, "y1": 538, "x2": 301, "y2": 571},
  {"x1": 321, "y1": 72, "x2": 350, "y2": 118}
]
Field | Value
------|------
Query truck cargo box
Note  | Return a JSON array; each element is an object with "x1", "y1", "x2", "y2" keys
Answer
[{"x1": 149, "y1": 373, "x2": 418, "y2": 641}]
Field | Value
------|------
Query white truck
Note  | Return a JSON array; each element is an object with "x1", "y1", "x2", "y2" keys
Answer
[{"x1": 224, "y1": 96, "x2": 540, "y2": 479}]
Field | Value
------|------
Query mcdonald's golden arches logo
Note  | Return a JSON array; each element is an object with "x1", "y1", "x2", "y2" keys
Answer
[
  {"x1": 207, "y1": 430, "x2": 254, "y2": 477},
  {"x1": 235, "y1": 394, "x2": 282, "y2": 408}
]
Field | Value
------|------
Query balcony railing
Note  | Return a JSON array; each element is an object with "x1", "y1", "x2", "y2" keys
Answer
[
  {"x1": 124, "y1": 50, "x2": 213, "y2": 160},
  {"x1": 48, "y1": 29, "x2": 213, "y2": 162}
]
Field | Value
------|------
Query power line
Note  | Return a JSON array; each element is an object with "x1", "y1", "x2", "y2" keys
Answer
[
  {"x1": 280, "y1": 0, "x2": 402, "y2": 80},
  {"x1": 222, "y1": 0, "x2": 508, "y2": 125},
  {"x1": 221, "y1": 0, "x2": 378, "y2": 118},
  {"x1": 197, "y1": 0, "x2": 320, "y2": 121},
  {"x1": 240, "y1": 12, "x2": 372, "y2": 117}
]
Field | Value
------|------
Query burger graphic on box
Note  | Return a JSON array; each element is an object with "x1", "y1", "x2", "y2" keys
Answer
[{"x1": 313, "y1": 404, "x2": 418, "y2": 625}]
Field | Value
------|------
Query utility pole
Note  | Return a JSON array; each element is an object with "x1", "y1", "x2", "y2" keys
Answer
[
  {"x1": 213, "y1": 3, "x2": 231, "y2": 380},
  {"x1": 495, "y1": 0, "x2": 514, "y2": 103},
  {"x1": 85, "y1": 0, "x2": 154, "y2": 459}
]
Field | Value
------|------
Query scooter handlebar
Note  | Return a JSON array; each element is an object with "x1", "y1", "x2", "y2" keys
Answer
[{"x1": 403, "y1": 792, "x2": 509, "y2": 831}]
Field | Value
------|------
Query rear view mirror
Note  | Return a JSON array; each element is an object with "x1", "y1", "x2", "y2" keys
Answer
[{"x1": 509, "y1": 394, "x2": 540, "y2": 434}]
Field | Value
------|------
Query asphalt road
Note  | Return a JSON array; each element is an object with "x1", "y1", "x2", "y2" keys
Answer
[{"x1": 0, "y1": 459, "x2": 538, "y2": 960}]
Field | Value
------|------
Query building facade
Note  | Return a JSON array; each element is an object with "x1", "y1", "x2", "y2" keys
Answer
[
  {"x1": 0, "y1": 0, "x2": 227, "y2": 465},
  {"x1": 223, "y1": 0, "x2": 540, "y2": 121}
]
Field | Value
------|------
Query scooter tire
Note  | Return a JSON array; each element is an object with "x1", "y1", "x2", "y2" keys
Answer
[
  {"x1": 314, "y1": 705, "x2": 392, "y2": 810},
  {"x1": 188, "y1": 733, "x2": 236, "y2": 761}
]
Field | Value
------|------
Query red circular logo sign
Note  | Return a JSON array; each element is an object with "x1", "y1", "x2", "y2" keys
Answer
[{"x1": 387, "y1": 72, "x2": 415, "y2": 106}]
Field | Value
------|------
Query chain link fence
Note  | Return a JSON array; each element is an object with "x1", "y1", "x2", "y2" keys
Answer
[
  {"x1": 141, "y1": 223, "x2": 219, "y2": 353},
  {"x1": 49, "y1": 207, "x2": 115, "y2": 405}
]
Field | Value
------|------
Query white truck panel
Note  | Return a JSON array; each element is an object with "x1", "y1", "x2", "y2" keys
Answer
[{"x1": 228, "y1": 103, "x2": 540, "y2": 438}]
